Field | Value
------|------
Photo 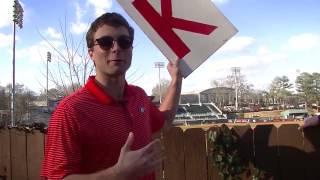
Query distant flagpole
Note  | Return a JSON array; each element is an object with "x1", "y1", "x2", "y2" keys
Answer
[{"x1": 11, "y1": 0, "x2": 23, "y2": 127}]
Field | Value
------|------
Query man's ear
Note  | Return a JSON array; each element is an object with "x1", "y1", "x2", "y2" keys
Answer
[{"x1": 88, "y1": 48, "x2": 94, "y2": 59}]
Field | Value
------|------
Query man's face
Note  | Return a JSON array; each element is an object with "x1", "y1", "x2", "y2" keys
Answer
[{"x1": 89, "y1": 24, "x2": 133, "y2": 78}]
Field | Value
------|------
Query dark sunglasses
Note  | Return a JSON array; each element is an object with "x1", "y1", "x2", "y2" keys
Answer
[{"x1": 95, "y1": 35, "x2": 133, "y2": 50}]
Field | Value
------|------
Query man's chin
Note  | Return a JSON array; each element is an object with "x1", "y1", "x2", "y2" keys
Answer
[{"x1": 105, "y1": 70, "x2": 126, "y2": 77}]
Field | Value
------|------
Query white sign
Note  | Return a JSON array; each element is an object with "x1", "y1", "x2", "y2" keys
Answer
[{"x1": 117, "y1": 0, "x2": 238, "y2": 77}]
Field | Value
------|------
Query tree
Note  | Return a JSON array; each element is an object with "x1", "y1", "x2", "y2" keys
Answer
[
  {"x1": 38, "y1": 87, "x2": 65, "y2": 101},
  {"x1": 210, "y1": 79, "x2": 222, "y2": 88},
  {"x1": 261, "y1": 90, "x2": 271, "y2": 106},
  {"x1": 0, "y1": 84, "x2": 36, "y2": 125},
  {"x1": 39, "y1": 19, "x2": 94, "y2": 97},
  {"x1": 313, "y1": 73, "x2": 320, "y2": 107},
  {"x1": 0, "y1": 86, "x2": 9, "y2": 110},
  {"x1": 269, "y1": 76, "x2": 293, "y2": 109},
  {"x1": 212, "y1": 73, "x2": 254, "y2": 107},
  {"x1": 296, "y1": 72, "x2": 320, "y2": 108},
  {"x1": 151, "y1": 79, "x2": 170, "y2": 102},
  {"x1": 238, "y1": 82, "x2": 254, "y2": 106},
  {"x1": 14, "y1": 84, "x2": 36, "y2": 123},
  {"x1": 250, "y1": 89, "x2": 264, "y2": 105}
]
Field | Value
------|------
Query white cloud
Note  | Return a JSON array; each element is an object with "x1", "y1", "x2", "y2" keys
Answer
[
  {"x1": 178, "y1": 41, "x2": 290, "y2": 92},
  {"x1": 0, "y1": 0, "x2": 27, "y2": 28},
  {"x1": 11, "y1": 36, "x2": 91, "y2": 93},
  {"x1": 44, "y1": 27, "x2": 62, "y2": 39},
  {"x1": 257, "y1": 46, "x2": 270, "y2": 55},
  {"x1": 0, "y1": 0, "x2": 13, "y2": 28},
  {"x1": 71, "y1": 22, "x2": 88, "y2": 35},
  {"x1": 75, "y1": 2, "x2": 85, "y2": 22},
  {"x1": 286, "y1": 33, "x2": 320, "y2": 51},
  {"x1": 70, "y1": 2, "x2": 89, "y2": 35},
  {"x1": 217, "y1": 36, "x2": 255, "y2": 54},
  {"x1": 86, "y1": 0, "x2": 112, "y2": 17},
  {"x1": 0, "y1": 33, "x2": 12, "y2": 47},
  {"x1": 259, "y1": 52, "x2": 288, "y2": 64},
  {"x1": 16, "y1": 40, "x2": 63, "y2": 63}
]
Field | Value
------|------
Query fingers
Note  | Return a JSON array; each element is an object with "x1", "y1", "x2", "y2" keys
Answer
[
  {"x1": 140, "y1": 139, "x2": 161, "y2": 154},
  {"x1": 142, "y1": 153, "x2": 165, "y2": 174},
  {"x1": 167, "y1": 59, "x2": 183, "y2": 79},
  {"x1": 138, "y1": 142, "x2": 165, "y2": 176},
  {"x1": 167, "y1": 59, "x2": 179, "y2": 67},
  {"x1": 143, "y1": 139, "x2": 165, "y2": 165},
  {"x1": 118, "y1": 138, "x2": 165, "y2": 178},
  {"x1": 302, "y1": 116, "x2": 319, "y2": 129},
  {"x1": 122, "y1": 132, "x2": 134, "y2": 152}
]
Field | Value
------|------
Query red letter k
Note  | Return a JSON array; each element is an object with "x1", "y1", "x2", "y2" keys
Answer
[{"x1": 133, "y1": 0, "x2": 217, "y2": 59}]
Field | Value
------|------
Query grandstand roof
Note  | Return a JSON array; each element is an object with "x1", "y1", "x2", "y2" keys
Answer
[{"x1": 200, "y1": 87, "x2": 234, "y2": 94}]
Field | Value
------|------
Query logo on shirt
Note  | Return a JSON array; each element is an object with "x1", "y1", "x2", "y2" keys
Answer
[{"x1": 140, "y1": 107, "x2": 145, "y2": 113}]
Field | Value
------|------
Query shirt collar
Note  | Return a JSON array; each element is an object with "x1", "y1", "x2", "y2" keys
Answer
[{"x1": 85, "y1": 76, "x2": 132, "y2": 105}]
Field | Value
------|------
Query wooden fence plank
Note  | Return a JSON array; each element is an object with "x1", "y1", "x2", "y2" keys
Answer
[
  {"x1": 0, "y1": 129, "x2": 11, "y2": 180},
  {"x1": 303, "y1": 126, "x2": 320, "y2": 180},
  {"x1": 278, "y1": 124, "x2": 305, "y2": 179},
  {"x1": 27, "y1": 131, "x2": 44, "y2": 180},
  {"x1": 184, "y1": 128, "x2": 207, "y2": 180},
  {"x1": 152, "y1": 131, "x2": 164, "y2": 180},
  {"x1": 254, "y1": 125, "x2": 279, "y2": 179},
  {"x1": 206, "y1": 127, "x2": 221, "y2": 180},
  {"x1": 2, "y1": 124, "x2": 318, "y2": 180},
  {"x1": 10, "y1": 129, "x2": 27, "y2": 180},
  {"x1": 232, "y1": 125, "x2": 255, "y2": 180},
  {"x1": 163, "y1": 127, "x2": 185, "y2": 180}
]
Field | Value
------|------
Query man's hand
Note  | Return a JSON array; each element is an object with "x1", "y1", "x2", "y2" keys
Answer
[
  {"x1": 167, "y1": 60, "x2": 183, "y2": 81},
  {"x1": 302, "y1": 115, "x2": 320, "y2": 129},
  {"x1": 115, "y1": 132, "x2": 164, "y2": 179}
]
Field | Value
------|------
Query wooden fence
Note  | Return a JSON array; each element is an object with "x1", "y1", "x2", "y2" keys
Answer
[{"x1": 0, "y1": 123, "x2": 320, "y2": 180}]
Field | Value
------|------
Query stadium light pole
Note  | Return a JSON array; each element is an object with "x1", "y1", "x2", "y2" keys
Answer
[
  {"x1": 154, "y1": 62, "x2": 164, "y2": 103},
  {"x1": 47, "y1": 51, "x2": 51, "y2": 111},
  {"x1": 232, "y1": 67, "x2": 240, "y2": 111},
  {"x1": 11, "y1": 0, "x2": 24, "y2": 127}
]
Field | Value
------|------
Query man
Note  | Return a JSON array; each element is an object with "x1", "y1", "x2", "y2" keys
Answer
[{"x1": 41, "y1": 12, "x2": 182, "y2": 180}]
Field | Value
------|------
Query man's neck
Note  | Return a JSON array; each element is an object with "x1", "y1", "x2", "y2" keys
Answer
[{"x1": 94, "y1": 74, "x2": 126, "y2": 101}]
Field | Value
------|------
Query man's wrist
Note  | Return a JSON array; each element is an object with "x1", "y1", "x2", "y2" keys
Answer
[
  {"x1": 171, "y1": 76, "x2": 183, "y2": 86},
  {"x1": 96, "y1": 165, "x2": 126, "y2": 180}
]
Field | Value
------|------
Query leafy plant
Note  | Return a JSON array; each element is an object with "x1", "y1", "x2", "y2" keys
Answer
[{"x1": 208, "y1": 124, "x2": 265, "y2": 180}]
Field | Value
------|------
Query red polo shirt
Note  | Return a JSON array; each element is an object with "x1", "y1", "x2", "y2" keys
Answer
[{"x1": 41, "y1": 76, "x2": 164, "y2": 179}]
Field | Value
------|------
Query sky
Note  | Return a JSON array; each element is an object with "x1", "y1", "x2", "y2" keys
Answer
[{"x1": 0, "y1": 0, "x2": 320, "y2": 95}]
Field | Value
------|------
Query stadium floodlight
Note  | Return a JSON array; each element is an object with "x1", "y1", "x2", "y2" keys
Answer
[
  {"x1": 154, "y1": 62, "x2": 165, "y2": 103},
  {"x1": 231, "y1": 67, "x2": 240, "y2": 111}
]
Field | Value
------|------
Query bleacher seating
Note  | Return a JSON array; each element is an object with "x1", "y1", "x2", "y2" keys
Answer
[
  {"x1": 206, "y1": 104, "x2": 220, "y2": 114},
  {"x1": 174, "y1": 103, "x2": 226, "y2": 125},
  {"x1": 177, "y1": 106, "x2": 187, "y2": 115},
  {"x1": 184, "y1": 105, "x2": 211, "y2": 114}
]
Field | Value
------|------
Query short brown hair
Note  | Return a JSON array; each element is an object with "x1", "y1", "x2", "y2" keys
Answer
[{"x1": 86, "y1": 12, "x2": 134, "y2": 48}]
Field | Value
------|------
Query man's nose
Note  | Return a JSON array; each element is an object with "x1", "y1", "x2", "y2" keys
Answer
[{"x1": 110, "y1": 40, "x2": 121, "y2": 51}]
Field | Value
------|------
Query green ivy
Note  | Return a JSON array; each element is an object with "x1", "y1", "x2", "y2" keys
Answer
[{"x1": 208, "y1": 124, "x2": 265, "y2": 180}]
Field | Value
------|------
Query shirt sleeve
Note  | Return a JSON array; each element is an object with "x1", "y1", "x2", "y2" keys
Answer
[{"x1": 41, "y1": 100, "x2": 82, "y2": 179}]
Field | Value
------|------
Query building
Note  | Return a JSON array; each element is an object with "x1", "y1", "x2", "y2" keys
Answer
[
  {"x1": 280, "y1": 109, "x2": 308, "y2": 119},
  {"x1": 200, "y1": 87, "x2": 235, "y2": 107}
]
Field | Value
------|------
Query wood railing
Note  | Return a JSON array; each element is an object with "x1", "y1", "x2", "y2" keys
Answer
[{"x1": 0, "y1": 123, "x2": 319, "y2": 180}]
